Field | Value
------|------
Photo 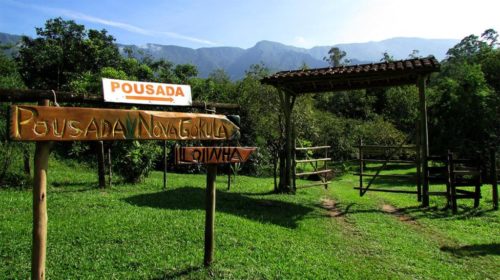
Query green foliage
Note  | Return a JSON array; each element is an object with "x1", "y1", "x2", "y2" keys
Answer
[
  {"x1": 429, "y1": 29, "x2": 499, "y2": 157},
  {"x1": 312, "y1": 111, "x2": 406, "y2": 160},
  {"x1": 315, "y1": 90, "x2": 376, "y2": 120},
  {"x1": 112, "y1": 140, "x2": 161, "y2": 183},
  {"x1": 382, "y1": 86, "x2": 419, "y2": 133}
]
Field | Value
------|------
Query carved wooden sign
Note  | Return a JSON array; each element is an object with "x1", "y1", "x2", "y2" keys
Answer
[
  {"x1": 9, "y1": 105, "x2": 239, "y2": 141},
  {"x1": 175, "y1": 147, "x2": 256, "y2": 164}
]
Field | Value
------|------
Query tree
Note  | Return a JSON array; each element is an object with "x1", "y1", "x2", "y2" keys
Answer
[
  {"x1": 324, "y1": 47, "x2": 350, "y2": 67},
  {"x1": 429, "y1": 30, "x2": 498, "y2": 157},
  {"x1": 16, "y1": 17, "x2": 120, "y2": 90}
]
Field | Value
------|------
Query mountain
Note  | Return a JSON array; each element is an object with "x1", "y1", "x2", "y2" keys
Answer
[
  {"x1": 1, "y1": 31, "x2": 458, "y2": 80},
  {"x1": 309, "y1": 37, "x2": 458, "y2": 62}
]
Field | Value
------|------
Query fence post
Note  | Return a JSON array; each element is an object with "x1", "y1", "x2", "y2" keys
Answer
[
  {"x1": 359, "y1": 138, "x2": 363, "y2": 196},
  {"x1": 491, "y1": 148, "x2": 498, "y2": 210}
]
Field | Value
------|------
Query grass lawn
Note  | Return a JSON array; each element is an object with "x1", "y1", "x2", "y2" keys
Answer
[{"x1": 1, "y1": 158, "x2": 499, "y2": 279}]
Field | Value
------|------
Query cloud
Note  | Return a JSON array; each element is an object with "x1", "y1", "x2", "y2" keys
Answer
[
  {"x1": 293, "y1": 36, "x2": 315, "y2": 48},
  {"x1": 4, "y1": 0, "x2": 216, "y2": 45}
]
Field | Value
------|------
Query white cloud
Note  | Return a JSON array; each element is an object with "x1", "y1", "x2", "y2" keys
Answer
[{"x1": 4, "y1": 0, "x2": 216, "y2": 45}]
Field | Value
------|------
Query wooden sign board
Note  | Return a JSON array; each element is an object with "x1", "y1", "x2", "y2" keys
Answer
[
  {"x1": 102, "y1": 78, "x2": 192, "y2": 106},
  {"x1": 9, "y1": 105, "x2": 239, "y2": 141},
  {"x1": 175, "y1": 147, "x2": 256, "y2": 164}
]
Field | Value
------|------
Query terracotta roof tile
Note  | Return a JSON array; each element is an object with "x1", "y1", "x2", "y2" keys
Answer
[{"x1": 261, "y1": 56, "x2": 440, "y2": 93}]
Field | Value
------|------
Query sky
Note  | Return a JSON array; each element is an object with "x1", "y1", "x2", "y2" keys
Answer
[{"x1": 1, "y1": 0, "x2": 499, "y2": 49}]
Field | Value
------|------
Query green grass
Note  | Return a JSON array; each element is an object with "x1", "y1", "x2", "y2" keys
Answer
[{"x1": 1, "y1": 158, "x2": 499, "y2": 279}]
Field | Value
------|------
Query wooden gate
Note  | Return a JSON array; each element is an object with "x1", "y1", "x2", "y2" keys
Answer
[
  {"x1": 355, "y1": 139, "x2": 421, "y2": 200},
  {"x1": 293, "y1": 143, "x2": 331, "y2": 190}
]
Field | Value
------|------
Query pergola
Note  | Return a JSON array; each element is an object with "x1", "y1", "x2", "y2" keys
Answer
[{"x1": 261, "y1": 56, "x2": 440, "y2": 206}]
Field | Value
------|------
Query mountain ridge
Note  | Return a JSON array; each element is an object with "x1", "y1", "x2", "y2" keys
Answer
[{"x1": 0, "y1": 31, "x2": 458, "y2": 80}]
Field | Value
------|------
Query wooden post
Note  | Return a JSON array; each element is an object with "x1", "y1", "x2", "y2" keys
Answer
[
  {"x1": 416, "y1": 121, "x2": 422, "y2": 202},
  {"x1": 107, "y1": 146, "x2": 112, "y2": 187},
  {"x1": 359, "y1": 138, "x2": 363, "y2": 196},
  {"x1": 448, "y1": 152, "x2": 458, "y2": 213},
  {"x1": 32, "y1": 99, "x2": 51, "y2": 280},
  {"x1": 204, "y1": 106, "x2": 217, "y2": 267},
  {"x1": 163, "y1": 140, "x2": 167, "y2": 190},
  {"x1": 97, "y1": 141, "x2": 106, "y2": 188},
  {"x1": 204, "y1": 164, "x2": 217, "y2": 266},
  {"x1": 23, "y1": 148, "x2": 31, "y2": 175},
  {"x1": 227, "y1": 164, "x2": 231, "y2": 190},
  {"x1": 418, "y1": 75, "x2": 430, "y2": 207},
  {"x1": 490, "y1": 149, "x2": 498, "y2": 210},
  {"x1": 292, "y1": 121, "x2": 297, "y2": 191}
]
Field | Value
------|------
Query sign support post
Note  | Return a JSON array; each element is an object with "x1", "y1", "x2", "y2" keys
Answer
[
  {"x1": 204, "y1": 163, "x2": 217, "y2": 266},
  {"x1": 32, "y1": 99, "x2": 51, "y2": 280}
]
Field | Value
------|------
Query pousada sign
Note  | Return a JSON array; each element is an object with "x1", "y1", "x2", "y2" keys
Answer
[{"x1": 102, "y1": 78, "x2": 192, "y2": 106}]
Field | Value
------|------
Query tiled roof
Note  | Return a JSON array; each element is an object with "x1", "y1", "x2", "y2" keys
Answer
[{"x1": 261, "y1": 56, "x2": 440, "y2": 93}]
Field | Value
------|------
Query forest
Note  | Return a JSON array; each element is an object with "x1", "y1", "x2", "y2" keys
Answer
[{"x1": 0, "y1": 17, "x2": 498, "y2": 187}]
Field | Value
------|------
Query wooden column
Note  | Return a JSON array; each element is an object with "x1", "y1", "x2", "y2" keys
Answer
[
  {"x1": 97, "y1": 141, "x2": 106, "y2": 188},
  {"x1": 32, "y1": 99, "x2": 51, "y2": 280},
  {"x1": 418, "y1": 76, "x2": 430, "y2": 207},
  {"x1": 278, "y1": 89, "x2": 296, "y2": 192}
]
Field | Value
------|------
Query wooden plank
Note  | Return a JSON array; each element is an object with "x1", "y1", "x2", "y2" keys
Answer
[
  {"x1": 295, "y1": 146, "x2": 330, "y2": 151},
  {"x1": 428, "y1": 191, "x2": 448, "y2": 196},
  {"x1": 295, "y1": 158, "x2": 331, "y2": 163},
  {"x1": 9, "y1": 105, "x2": 239, "y2": 141},
  {"x1": 175, "y1": 147, "x2": 256, "y2": 164},
  {"x1": 353, "y1": 187, "x2": 418, "y2": 194},
  {"x1": 356, "y1": 145, "x2": 416, "y2": 149},
  {"x1": 361, "y1": 159, "x2": 415, "y2": 164},
  {"x1": 353, "y1": 173, "x2": 415, "y2": 179},
  {"x1": 296, "y1": 181, "x2": 330, "y2": 189},
  {"x1": 453, "y1": 170, "x2": 480, "y2": 175},
  {"x1": 296, "y1": 169, "x2": 331, "y2": 177}
]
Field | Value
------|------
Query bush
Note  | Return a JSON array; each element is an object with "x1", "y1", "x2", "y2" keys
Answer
[{"x1": 112, "y1": 140, "x2": 161, "y2": 183}]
